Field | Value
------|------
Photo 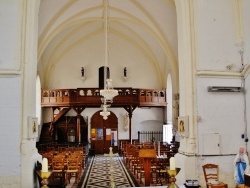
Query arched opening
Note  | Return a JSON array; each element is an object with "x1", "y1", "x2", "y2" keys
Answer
[{"x1": 90, "y1": 110, "x2": 118, "y2": 154}]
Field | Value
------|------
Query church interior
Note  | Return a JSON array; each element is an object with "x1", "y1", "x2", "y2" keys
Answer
[{"x1": 1, "y1": 0, "x2": 250, "y2": 187}]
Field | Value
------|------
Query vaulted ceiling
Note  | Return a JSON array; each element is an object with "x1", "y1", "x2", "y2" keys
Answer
[{"x1": 38, "y1": 0, "x2": 178, "y2": 89}]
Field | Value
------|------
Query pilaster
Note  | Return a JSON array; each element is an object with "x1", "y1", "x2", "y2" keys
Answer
[{"x1": 20, "y1": 0, "x2": 42, "y2": 187}]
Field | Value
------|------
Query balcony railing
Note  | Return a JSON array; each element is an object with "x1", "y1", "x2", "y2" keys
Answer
[{"x1": 41, "y1": 88, "x2": 167, "y2": 107}]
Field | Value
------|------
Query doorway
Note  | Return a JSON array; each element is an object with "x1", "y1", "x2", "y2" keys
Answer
[{"x1": 90, "y1": 110, "x2": 118, "y2": 154}]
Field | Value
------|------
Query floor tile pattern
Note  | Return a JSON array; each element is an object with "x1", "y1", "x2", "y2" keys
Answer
[{"x1": 81, "y1": 155, "x2": 139, "y2": 187}]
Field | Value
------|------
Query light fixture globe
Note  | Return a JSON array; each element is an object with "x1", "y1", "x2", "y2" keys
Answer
[
  {"x1": 100, "y1": 104, "x2": 111, "y2": 120},
  {"x1": 100, "y1": 89, "x2": 118, "y2": 102},
  {"x1": 100, "y1": 111, "x2": 110, "y2": 120},
  {"x1": 100, "y1": 79, "x2": 118, "y2": 102}
]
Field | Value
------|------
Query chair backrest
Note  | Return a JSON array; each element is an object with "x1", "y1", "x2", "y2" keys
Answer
[
  {"x1": 66, "y1": 158, "x2": 80, "y2": 171},
  {"x1": 202, "y1": 163, "x2": 219, "y2": 183},
  {"x1": 52, "y1": 157, "x2": 65, "y2": 171}
]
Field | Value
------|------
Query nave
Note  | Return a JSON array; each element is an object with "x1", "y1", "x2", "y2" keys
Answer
[{"x1": 37, "y1": 141, "x2": 179, "y2": 187}]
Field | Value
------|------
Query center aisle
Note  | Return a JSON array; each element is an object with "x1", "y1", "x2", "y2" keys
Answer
[{"x1": 79, "y1": 155, "x2": 140, "y2": 187}]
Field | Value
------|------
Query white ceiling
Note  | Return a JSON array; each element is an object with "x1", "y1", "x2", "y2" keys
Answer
[{"x1": 38, "y1": 0, "x2": 178, "y2": 88}]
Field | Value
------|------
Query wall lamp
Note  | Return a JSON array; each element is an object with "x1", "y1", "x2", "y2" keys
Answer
[
  {"x1": 81, "y1": 67, "x2": 86, "y2": 80},
  {"x1": 124, "y1": 67, "x2": 128, "y2": 80}
]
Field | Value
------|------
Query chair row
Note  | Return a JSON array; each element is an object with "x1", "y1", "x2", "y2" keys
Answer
[
  {"x1": 51, "y1": 155, "x2": 83, "y2": 184},
  {"x1": 122, "y1": 143, "x2": 172, "y2": 186},
  {"x1": 38, "y1": 145, "x2": 86, "y2": 154},
  {"x1": 41, "y1": 149, "x2": 86, "y2": 185}
]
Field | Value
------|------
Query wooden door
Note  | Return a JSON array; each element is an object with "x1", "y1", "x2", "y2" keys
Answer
[{"x1": 91, "y1": 110, "x2": 118, "y2": 154}]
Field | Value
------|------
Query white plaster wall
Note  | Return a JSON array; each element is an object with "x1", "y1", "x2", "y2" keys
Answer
[
  {"x1": 194, "y1": 0, "x2": 250, "y2": 155},
  {"x1": 0, "y1": 77, "x2": 21, "y2": 186},
  {"x1": 196, "y1": 0, "x2": 240, "y2": 71},
  {"x1": 196, "y1": 77, "x2": 245, "y2": 155},
  {"x1": 243, "y1": 0, "x2": 250, "y2": 64},
  {"x1": 46, "y1": 32, "x2": 161, "y2": 89},
  {"x1": 193, "y1": 76, "x2": 245, "y2": 187},
  {"x1": 0, "y1": 0, "x2": 23, "y2": 186},
  {"x1": 0, "y1": 0, "x2": 22, "y2": 70}
]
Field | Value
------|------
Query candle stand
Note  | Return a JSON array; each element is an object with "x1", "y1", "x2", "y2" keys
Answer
[
  {"x1": 36, "y1": 171, "x2": 52, "y2": 188},
  {"x1": 167, "y1": 167, "x2": 181, "y2": 188}
]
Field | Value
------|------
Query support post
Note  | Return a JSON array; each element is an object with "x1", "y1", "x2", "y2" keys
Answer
[{"x1": 76, "y1": 114, "x2": 81, "y2": 143}]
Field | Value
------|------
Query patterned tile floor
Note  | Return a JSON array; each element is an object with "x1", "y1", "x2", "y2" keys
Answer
[{"x1": 79, "y1": 155, "x2": 139, "y2": 188}]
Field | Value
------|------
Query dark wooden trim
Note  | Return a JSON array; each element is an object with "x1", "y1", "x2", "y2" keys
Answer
[{"x1": 41, "y1": 88, "x2": 167, "y2": 108}]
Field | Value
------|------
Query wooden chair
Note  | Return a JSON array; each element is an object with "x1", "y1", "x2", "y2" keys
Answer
[
  {"x1": 51, "y1": 157, "x2": 65, "y2": 173},
  {"x1": 66, "y1": 157, "x2": 81, "y2": 184},
  {"x1": 134, "y1": 157, "x2": 144, "y2": 179},
  {"x1": 74, "y1": 151, "x2": 86, "y2": 169},
  {"x1": 124, "y1": 144, "x2": 137, "y2": 167},
  {"x1": 202, "y1": 163, "x2": 228, "y2": 188}
]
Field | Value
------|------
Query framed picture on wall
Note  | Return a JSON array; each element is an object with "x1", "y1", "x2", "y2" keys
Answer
[
  {"x1": 28, "y1": 116, "x2": 38, "y2": 139},
  {"x1": 106, "y1": 129, "x2": 111, "y2": 140},
  {"x1": 178, "y1": 116, "x2": 189, "y2": 137},
  {"x1": 97, "y1": 128, "x2": 103, "y2": 140},
  {"x1": 91, "y1": 128, "x2": 96, "y2": 140}
]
